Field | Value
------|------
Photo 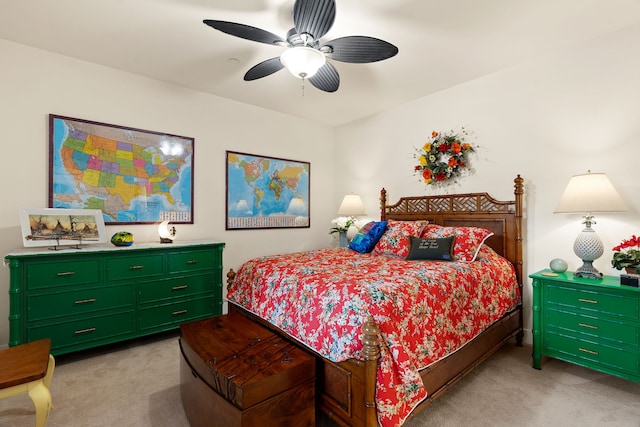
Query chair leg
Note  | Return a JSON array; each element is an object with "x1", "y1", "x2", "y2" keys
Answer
[
  {"x1": 25, "y1": 355, "x2": 55, "y2": 427},
  {"x1": 28, "y1": 381, "x2": 52, "y2": 427},
  {"x1": 43, "y1": 355, "x2": 55, "y2": 389}
]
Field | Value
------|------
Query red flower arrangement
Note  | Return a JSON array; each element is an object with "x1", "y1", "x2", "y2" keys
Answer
[
  {"x1": 611, "y1": 235, "x2": 640, "y2": 271},
  {"x1": 413, "y1": 128, "x2": 476, "y2": 187}
]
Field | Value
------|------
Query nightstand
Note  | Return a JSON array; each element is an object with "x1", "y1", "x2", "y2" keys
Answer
[{"x1": 530, "y1": 270, "x2": 640, "y2": 383}]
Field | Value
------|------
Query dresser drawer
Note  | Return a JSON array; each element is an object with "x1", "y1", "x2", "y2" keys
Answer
[
  {"x1": 28, "y1": 310, "x2": 135, "y2": 353},
  {"x1": 546, "y1": 308, "x2": 639, "y2": 348},
  {"x1": 545, "y1": 331, "x2": 639, "y2": 376},
  {"x1": 27, "y1": 284, "x2": 135, "y2": 322},
  {"x1": 138, "y1": 274, "x2": 214, "y2": 304},
  {"x1": 138, "y1": 296, "x2": 217, "y2": 332},
  {"x1": 106, "y1": 254, "x2": 164, "y2": 281},
  {"x1": 26, "y1": 259, "x2": 100, "y2": 289},
  {"x1": 167, "y1": 249, "x2": 218, "y2": 274},
  {"x1": 546, "y1": 284, "x2": 640, "y2": 320}
]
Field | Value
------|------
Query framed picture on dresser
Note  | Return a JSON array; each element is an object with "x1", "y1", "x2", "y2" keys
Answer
[{"x1": 19, "y1": 208, "x2": 107, "y2": 248}]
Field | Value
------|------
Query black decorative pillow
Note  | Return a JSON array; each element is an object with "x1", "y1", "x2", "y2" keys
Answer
[{"x1": 406, "y1": 236, "x2": 456, "y2": 261}]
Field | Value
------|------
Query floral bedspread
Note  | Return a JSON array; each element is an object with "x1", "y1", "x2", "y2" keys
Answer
[{"x1": 227, "y1": 246, "x2": 520, "y2": 427}]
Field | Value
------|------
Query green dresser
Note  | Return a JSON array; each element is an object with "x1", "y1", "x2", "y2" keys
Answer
[
  {"x1": 530, "y1": 270, "x2": 640, "y2": 382},
  {"x1": 5, "y1": 240, "x2": 224, "y2": 355}
]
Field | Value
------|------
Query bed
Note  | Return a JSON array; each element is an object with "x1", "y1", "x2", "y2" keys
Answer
[{"x1": 226, "y1": 175, "x2": 524, "y2": 427}]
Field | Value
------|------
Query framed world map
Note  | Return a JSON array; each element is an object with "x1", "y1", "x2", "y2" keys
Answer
[
  {"x1": 226, "y1": 151, "x2": 310, "y2": 230},
  {"x1": 49, "y1": 114, "x2": 194, "y2": 225}
]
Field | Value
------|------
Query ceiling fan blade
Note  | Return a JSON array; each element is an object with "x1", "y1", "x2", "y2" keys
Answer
[
  {"x1": 293, "y1": 0, "x2": 336, "y2": 40},
  {"x1": 323, "y1": 36, "x2": 399, "y2": 63},
  {"x1": 244, "y1": 57, "x2": 285, "y2": 81},
  {"x1": 308, "y1": 62, "x2": 339, "y2": 93},
  {"x1": 203, "y1": 20, "x2": 285, "y2": 46}
]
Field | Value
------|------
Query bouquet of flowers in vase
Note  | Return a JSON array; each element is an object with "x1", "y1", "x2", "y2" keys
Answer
[{"x1": 330, "y1": 217, "x2": 361, "y2": 247}]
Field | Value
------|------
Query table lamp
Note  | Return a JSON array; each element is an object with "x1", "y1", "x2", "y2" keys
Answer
[
  {"x1": 158, "y1": 220, "x2": 176, "y2": 243},
  {"x1": 554, "y1": 171, "x2": 628, "y2": 279},
  {"x1": 337, "y1": 194, "x2": 367, "y2": 242},
  {"x1": 337, "y1": 194, "x2": 366, "y2": 217}
]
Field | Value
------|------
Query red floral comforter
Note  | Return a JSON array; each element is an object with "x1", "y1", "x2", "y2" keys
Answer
[{"x1": 228, "y1": 246, "x2": 520, "y2": 427}]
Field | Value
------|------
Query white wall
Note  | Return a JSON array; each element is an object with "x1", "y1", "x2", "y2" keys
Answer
[
  {"x1": 0, "y1": 39, "x2": 337, "y2": 346},
  {"x1": 2, "y1": 22, "x2": 639, "y2": 349},
  {"x1": 335, "y1": 23, "x2": 640, "y2": 342}
]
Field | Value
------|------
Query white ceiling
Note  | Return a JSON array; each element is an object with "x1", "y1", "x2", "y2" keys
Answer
[{"x1": 1, "y1": 0, "x2": 639, "y2": 126}]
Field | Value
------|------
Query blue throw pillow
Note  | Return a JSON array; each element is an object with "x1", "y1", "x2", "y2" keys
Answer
[{"x1": 349, "y1": 221, "x2": 388, "y2": 253}]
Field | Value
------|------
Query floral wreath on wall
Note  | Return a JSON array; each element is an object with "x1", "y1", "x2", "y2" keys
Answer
[{"x1": 413, "y1": 127, "x2": 477, "y2": 187}]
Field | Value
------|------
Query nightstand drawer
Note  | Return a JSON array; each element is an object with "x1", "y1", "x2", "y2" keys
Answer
[
  {"x1": 167, "y1": 250, "x2": 217, "y2": 274},
  {"x1": 546, "y1": 308, "x2": 639, "y2": 348},
  {"x1": 138, "y1": 274, "x2": 214, "y2": 304},
  {"x1": 27, "y1": 259, "x2": 101, "y2": 289},
  {"x1": 545, "y1": 331, "x2": 639, "y2": 376},
  {"x1": 27, "y1": 283, "x2": 135, "y2": 322},
  {"x1": 106, "y1": 254, "x2": 164, "y2": 281},
  {"x1": 546, "y1": 284, "x2": 639, "y2": 320}
]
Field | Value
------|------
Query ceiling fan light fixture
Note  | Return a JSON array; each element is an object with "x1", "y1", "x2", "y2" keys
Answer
[
  {"x1": 280, "y1": 46, "x2": 326, "y2": 79},
  {"x1": 203, "y1": 0, "x2": 397, "y2": 93}
]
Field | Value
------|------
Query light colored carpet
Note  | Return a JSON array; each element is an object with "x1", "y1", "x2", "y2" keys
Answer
[{"x1": 1, "y1": 331, "x2": 638, "y2": 427}]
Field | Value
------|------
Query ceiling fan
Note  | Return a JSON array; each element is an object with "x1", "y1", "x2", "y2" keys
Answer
[{"x1": 203, "y1": 0, "x2": 398, "y2": 93}]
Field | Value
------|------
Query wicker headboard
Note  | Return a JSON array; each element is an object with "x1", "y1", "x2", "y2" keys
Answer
[{"x1": 380, "y1": 175, "x2": 524, "y2": 286}]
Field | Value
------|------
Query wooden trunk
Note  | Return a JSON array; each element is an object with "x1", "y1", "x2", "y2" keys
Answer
[{"x1": 180, "y1": 314, "x2": 316, "y2": 427}]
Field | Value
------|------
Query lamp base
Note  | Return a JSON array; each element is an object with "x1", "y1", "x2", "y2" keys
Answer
[
  {"x1": 572, "y1": 222, "x2": 604, "y2": 280},
  {"x1": 574, "y1": 260, "x2": 603, "y2": 280}
]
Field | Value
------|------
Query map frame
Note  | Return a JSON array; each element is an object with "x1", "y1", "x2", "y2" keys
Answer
[
  {"x1": 225, "y1": 150, "x2": 310, "y2": 230},
  {"x1": 48, "y1": 114, "x2": 194, "y2": 225}
]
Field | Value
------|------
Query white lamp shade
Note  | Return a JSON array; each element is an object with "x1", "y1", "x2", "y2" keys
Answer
[
  {"x1": 337, "y1": 194, "x2": 366, "y2": 216},
  {"x1": 280, "y1": 46, "x2": 326, "y2": 79},
  {"x1": 554, "y1": 172, "x2": 628, "y2": 214}
]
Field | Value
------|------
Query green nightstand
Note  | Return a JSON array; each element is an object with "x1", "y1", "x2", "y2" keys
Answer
[{"x1": 530, "y1": 270, "x2": 640, "y2": 383}]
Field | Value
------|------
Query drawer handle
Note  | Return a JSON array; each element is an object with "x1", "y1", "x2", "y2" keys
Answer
[
  {"x1": 578, "y1": 323, "x2": 598, "y2": 330},
  {"x1": 186, "y1": 260, "x2": 199, "y2": 265},
  {"x1": 74, "y1": 298, "x2": 97, "y2": 305},
  {"x1": 57, "y1": 271, "x2": 76, "y2": 277},
  {"x1": 129, "y1": 265, "x2": 144, "y2": 270},
  {"x1": 578, "y1": 298, "x2": 598, "y2": 305},
  {"x1": 75, "y1": 327, "x2": 96, "y2": 335},
  {"x1": 172, "y1": 285, "x2": 188, "y2": 291},
  {"x1": 579, "y1": 347, "x2": 599, "y2": 356},
  {"x1": 172, "y1": 309, "x2": 188, "y2": 316}
]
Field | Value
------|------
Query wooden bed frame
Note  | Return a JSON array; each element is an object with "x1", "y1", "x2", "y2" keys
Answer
[{"x1": 227, "y1": 175, "x2": 524, "y2": 427}]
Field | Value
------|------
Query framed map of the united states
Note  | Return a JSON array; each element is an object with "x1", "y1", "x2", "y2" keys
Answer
[{"x1": 49, "y1": 114, "x2": 194, "y2": 225}]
